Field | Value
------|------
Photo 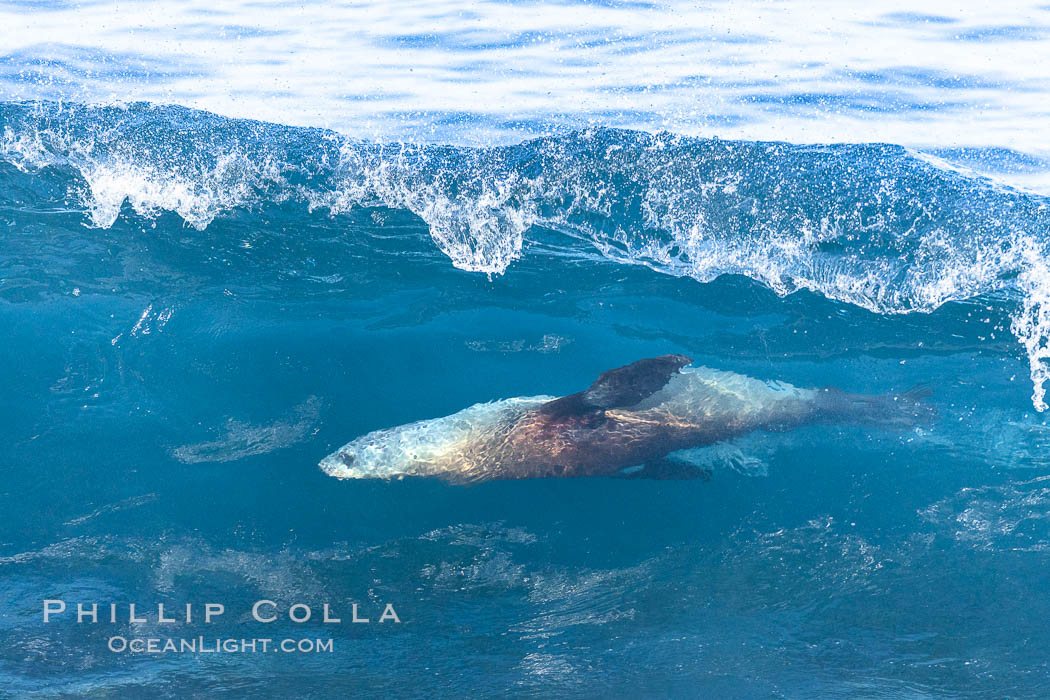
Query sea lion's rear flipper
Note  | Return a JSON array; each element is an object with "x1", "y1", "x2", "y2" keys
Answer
[
  {"x1": 540, "y1": 354, "x2": 693, "y2": 418},
  {"x1": 816, "y1": 383, "x2": 936, "y2": 427},
  {"x1": 616, "y1": 457, "x2": 712, "y2": 481}
]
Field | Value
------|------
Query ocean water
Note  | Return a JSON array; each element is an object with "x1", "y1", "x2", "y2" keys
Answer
[{"x1": 3, "y1": 2, "x2": 1050, "y2": 698}]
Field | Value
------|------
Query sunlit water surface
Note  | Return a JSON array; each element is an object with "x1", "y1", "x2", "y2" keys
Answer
[{"x1": 3, "y1": 2, "x2": 1050, "y2": 697}]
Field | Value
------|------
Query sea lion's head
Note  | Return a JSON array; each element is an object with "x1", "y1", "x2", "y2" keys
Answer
[{"x1": 320, "y1": 396, "x2": 551, "y2": 480}]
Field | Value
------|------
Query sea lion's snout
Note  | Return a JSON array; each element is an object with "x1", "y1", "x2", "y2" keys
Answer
[
  {"x1": 319, "y1": 447, "x2": 362, "y2": 479},
  {"x1": 324, "y1": 450, "x2": 356, "y2": 472}
]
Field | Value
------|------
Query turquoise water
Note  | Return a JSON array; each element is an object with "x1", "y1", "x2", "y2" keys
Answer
[
  {"x1": 4, "y1": 2, "x2": 1050, "y2": 696},
  {"x1": 2, "y1": 101, "x2": 1050, "y2": 696}
]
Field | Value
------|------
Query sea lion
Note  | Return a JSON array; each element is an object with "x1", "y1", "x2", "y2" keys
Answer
[{"x1": 320, "y1": 355, "x2": 932, "y2": 483}]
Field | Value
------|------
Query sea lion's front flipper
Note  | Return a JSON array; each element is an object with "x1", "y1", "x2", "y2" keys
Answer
[
  {"x1": 616, "y1": 457, "x2": 712, "y2": 481},
  {"x1": 540, "y1": 354, "x2": 692, "y2": 418}
]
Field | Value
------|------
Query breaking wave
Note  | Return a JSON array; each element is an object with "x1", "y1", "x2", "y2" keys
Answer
[{"x1": 3, "y1": 100, "x2": 1049, "y2": 407}]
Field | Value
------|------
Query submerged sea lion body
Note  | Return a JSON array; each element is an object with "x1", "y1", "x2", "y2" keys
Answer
[{"x1": 320, "y1": 356, "x2": 931, "y2": 483}]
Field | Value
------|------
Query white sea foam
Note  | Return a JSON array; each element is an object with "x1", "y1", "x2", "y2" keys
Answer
[
  {"x1": 1012, "y1": 247, "x2": 1050, "y2": 411},
  {"x1": 9, "y1": 137, "x2": 286, "y2": 229},
  {"x1": 4, "y1": 109, "x2": 1050, "y2": 409}
]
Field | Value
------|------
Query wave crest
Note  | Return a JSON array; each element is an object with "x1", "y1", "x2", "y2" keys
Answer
[{"x1": 4, "y1": 101, "x2": 1050, "y2": 408}]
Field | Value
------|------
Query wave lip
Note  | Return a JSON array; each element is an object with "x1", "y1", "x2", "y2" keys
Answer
[{"x1": 4, "y1": 100, "x2": 1050, "y2": 409}]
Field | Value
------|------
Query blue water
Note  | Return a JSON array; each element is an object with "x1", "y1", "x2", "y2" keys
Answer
[{"x1": 2, "y1": 98, "x2": 1050, "y2": 696}]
